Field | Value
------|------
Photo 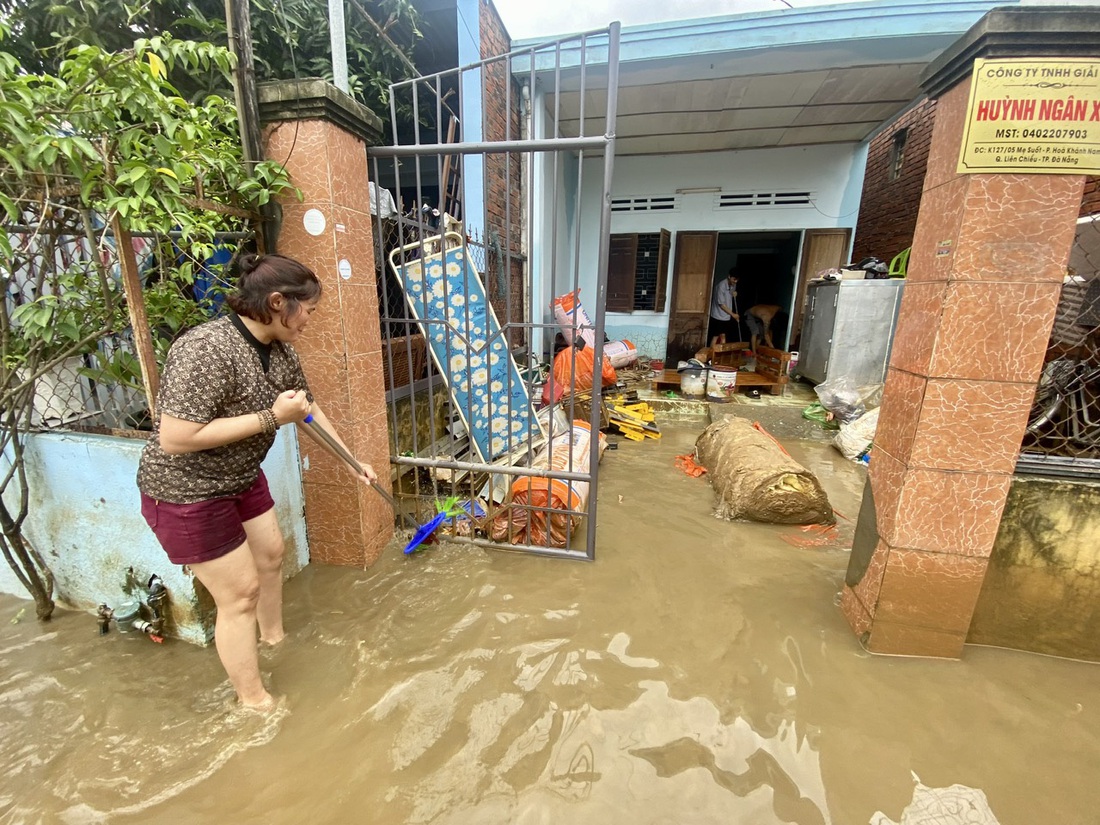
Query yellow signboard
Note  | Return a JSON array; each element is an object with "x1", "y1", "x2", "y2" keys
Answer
[{"x1": 958, "y1": 58, "x2": 1100, "y2": 174}]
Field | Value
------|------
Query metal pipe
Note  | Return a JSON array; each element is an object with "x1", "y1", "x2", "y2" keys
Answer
[
  {"x1": 392, "y1": 453, "x2": 592, "y2": 482},
  {"x1": 370, "y1": 136, "x2": 610, "y2": 158},
  {"x1": 585, "y1": 21, "x2": 621, "y2": 561}
]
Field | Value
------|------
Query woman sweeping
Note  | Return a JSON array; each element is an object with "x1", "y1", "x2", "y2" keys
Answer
[{"x1": 137, "y1": 253, "x2": 377, "y2": 711}]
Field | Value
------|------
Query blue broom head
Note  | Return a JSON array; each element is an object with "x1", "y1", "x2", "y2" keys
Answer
[{"x1": 403, "y1": 512, "x2": 448, "y2": 555}]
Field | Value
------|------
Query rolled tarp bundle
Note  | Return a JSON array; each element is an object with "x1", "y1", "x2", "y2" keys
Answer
[{"x1": 694, "y1": 417, "x2": 834, "y2": 524}]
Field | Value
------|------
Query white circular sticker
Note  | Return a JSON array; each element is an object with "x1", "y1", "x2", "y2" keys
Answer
[
  {"x1": 338, "y1": 259, "x2": 352, "y2": 280},
  {"x1": 303, "y1": 208, "x2": 326, "y2": 236}
]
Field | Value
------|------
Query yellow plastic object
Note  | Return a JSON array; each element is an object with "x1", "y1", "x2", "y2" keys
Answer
[{"x1": 888, "y1": 246, "x2": 910, "y2": 278}]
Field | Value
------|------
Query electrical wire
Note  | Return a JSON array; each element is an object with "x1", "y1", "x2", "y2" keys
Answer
[{"x1": 273, "y1": 0, "x2": 302, "y2": 171}]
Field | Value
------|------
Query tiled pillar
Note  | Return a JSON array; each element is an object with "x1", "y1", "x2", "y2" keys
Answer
[
  {"x1": 840, "y1": 10, "x2": 1094, "y2": 657},
  {"x1": 258, "y1": 80, "x2": 393, "y2": 567}
]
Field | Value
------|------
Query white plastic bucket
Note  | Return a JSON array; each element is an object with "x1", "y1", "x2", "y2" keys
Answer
[
  {"x1": 680, "y1": 369, "x2": 707, "y2": 397},
  {"x1": 706, "y1": 367, "x2": 738, "y2": 399}
]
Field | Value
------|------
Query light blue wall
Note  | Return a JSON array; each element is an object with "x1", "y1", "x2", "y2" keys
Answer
[
  {"x1": 457, "y1": 0, "x2": 485, "y2": 236},
  {"x1": 0, "y1": 428, "x2": 308, "y2": 645},
  {"x1": 529, "y1": 85, "x2": 586, "y2": 358}
]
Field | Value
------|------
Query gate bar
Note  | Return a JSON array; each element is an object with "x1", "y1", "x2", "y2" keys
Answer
[{"x1": 369, "y1": 137, "x2": 610, "y2": 158}]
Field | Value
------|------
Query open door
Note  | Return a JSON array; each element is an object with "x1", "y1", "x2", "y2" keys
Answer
[
  {"x1": 790, "y1": 229, "x2": 851, "y2": 348},
  {"x1": 665, "y1": 231, "x2": 717, "y2": 365}
]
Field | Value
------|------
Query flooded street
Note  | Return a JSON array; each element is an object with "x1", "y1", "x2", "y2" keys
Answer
[{"x1": 2, "y1": 421, "x2": 1099, "y2": 824}]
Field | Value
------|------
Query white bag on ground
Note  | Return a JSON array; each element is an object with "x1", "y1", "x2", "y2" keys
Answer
[{"x1": 834, "y1": 407, "x2": 880, "y2": 461}]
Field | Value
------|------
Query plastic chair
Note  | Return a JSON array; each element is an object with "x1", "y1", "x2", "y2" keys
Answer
[{"x1": 888, "y1": 247, "x2": 910, "y2": 278}]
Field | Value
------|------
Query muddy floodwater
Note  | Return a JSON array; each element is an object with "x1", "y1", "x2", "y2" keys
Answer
[{"x1": 2, "y1": 422, "x2": 1099, "y2": 824}]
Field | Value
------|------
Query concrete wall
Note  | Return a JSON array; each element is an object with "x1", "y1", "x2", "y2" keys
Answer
[
  {"x1": 0, "y1": 428, "x2": 309, "y2": 645},
  {"x1": 968, "y1": 475, "x2": 1100, "y2": 662}
]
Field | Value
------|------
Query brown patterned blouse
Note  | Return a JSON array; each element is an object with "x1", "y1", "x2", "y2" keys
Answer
[{"x1": 137, "y1": 316, "x2": 311, "y2": 503}]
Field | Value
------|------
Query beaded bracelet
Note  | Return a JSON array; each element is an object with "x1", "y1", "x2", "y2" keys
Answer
[{"x1": 257, "y1": 408, "x2": 279, "y2": 436}]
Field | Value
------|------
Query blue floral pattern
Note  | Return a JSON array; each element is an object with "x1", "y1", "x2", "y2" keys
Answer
[{"x1": 394, "y1": 244, "x2": 540, "y2": 461}]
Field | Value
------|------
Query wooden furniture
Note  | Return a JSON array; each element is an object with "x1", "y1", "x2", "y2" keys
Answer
[
  {"x1": 649, "y1": 348, "x2": 791, "y2": 396},
  {"x1": 753, "y1": 347, "x2": 791, "y2": 395},
  {"x1": 711, "y1": 341, "x2": 749, "y2": 369}
]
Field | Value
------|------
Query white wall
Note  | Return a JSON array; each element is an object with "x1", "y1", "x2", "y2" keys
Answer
[
  {"x1": 457, "y1": 0, "x2": 486, "y2": 237},
  {"x1": 0, "y1": 428, "x2": 309, "y2": 645},
  {"x1": 529, "y1": 86, "x2": 586, "y2": 358},
  {"x1": 541, "y1": 143, "x2": 868, "y2": 357}
]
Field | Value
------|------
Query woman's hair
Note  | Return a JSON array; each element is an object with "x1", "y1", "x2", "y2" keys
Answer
[{"x1": 226, "y1": 253, "x2": 322, "y2": 325}]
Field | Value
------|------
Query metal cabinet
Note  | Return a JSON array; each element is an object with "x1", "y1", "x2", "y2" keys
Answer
[{"x1": 796, "y1": 279, "x2": 905, "y2": 386}]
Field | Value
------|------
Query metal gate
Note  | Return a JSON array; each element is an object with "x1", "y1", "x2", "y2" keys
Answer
[
  {"x1": 368, "y1": 25, "x2": 621, "y2": 559},
  {"x1": 1018, "y1": 206, "x2": 1100, "y2": 479}
]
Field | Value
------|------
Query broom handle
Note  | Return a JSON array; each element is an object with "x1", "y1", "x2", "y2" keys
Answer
[{"x1": 301, "y1": 415, "x2": 399, "y2": 511}]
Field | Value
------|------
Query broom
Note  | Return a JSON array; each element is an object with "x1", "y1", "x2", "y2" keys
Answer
[{"x1": 301, "y1": 415, "x2": 443, "y2": 552}]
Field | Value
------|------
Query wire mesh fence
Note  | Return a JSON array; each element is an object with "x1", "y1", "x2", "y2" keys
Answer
[
  {"x1": 1019, "y1": 211, "x2": 1100, "y2": 476},
  {"x1": 5, "y1": 205, "x2": 245, "y2": 434}
]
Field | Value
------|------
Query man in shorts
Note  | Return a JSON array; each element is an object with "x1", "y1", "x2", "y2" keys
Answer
[{"x1": 745, "y1": 304, "x2": 780, "y2": 355}]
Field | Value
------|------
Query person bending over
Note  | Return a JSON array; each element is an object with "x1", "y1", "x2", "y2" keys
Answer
[
  {"x1": 745, "y1": 304, "x2": 780, "y2": 354},
  {"x1": 137, "y1": 253, "x2": 377, "y2": 711}
]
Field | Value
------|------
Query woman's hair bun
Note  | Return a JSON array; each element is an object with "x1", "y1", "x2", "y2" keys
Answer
[{"x1": 237, "y1": 252, "x2": 262, "y2": 277}]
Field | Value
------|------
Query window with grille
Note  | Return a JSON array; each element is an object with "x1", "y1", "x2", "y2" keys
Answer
[{"x1": 889, "y1": 128, "x2": 908, "y2": 181}]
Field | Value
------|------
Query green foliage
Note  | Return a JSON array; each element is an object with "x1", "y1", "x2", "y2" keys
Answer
[
  {"x1": 0, "y1": 31, "x2": 292, "y2": 230},
  {"x1": 0, "y1": 0, "x2": 423, "y2": 115},
  {"x1": 250, "y1": 0, "x2": 421, "y2": 114},
  {"x1": 0, "y1": 21, "x2": 299, "y2": 619},
  {"x1": 0, "y1": 26, "x2": 293, "y2": 363}
]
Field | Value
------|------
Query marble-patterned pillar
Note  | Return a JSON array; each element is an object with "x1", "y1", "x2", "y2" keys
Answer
[
  {"x1": 258, "y1": 79, "x2": 394, "y2": 567},
  {"x1": 840, "y1": 8, "x2": 1098, "y2": 657}
]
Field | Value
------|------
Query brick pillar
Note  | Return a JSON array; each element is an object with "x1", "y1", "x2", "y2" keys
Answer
[
  {"x1": 840, "y1": 8, "x2": 1100, "y2": 657},
  {"x1": 258, "y1": 79, "x2": 393, "y2": 567}
]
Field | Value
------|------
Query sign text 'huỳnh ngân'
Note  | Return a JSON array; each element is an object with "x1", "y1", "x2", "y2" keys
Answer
[{"x1": 959, "y1": 58, "x2": 1100, "y2": 175}]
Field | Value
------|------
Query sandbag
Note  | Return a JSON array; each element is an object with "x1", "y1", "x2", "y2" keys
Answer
[
  {"x1": 540, "y1": 344, "x2": 617, "y2": 405},
  {"x1": 694, "y1": 417, "x2": 834, "y2": 524},
  {"x1": 835, "y1": 407, "x2": 880, "y2": 461},
  {"x1": 490, "y1": 420, "x2": 607, "y2": 547}
]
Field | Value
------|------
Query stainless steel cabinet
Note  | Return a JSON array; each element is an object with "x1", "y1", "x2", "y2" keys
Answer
[{"x1": 796, "y1": 279, "x2": 905, "y2": 386}]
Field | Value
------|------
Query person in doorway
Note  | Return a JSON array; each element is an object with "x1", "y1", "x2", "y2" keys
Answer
[
  {"x1": 745, "y1": 304, "x2": 781, "y2": 354},
  {"x1": 709, "y1": 268, "x2": 741, "y2": 345},
  {"x1": 136, "y1": 253, "x2": 378, "y2": 712}
]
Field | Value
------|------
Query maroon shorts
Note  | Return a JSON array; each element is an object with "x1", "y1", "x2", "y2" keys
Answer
[{"x1": 140, "y1": 473, "x2": 276, "y2": 565}]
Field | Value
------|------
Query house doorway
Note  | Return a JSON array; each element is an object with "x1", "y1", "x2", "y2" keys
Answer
[
  {"x1": 711, "y1": 231, "x2": 801, "y2": 349},
  {"x1": 666, "y1": 230, "x2": 802, "y2": 364}
]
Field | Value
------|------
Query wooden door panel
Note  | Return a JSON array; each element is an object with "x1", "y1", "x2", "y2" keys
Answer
[
  {"x1": 791, "y1": 229, "x2": 850, "y2": 347},
  {"x1": 665, "y1": 232, "x2": 717, "y2": 364},
  {"x1": 654, "y1": 229, "x2": 671, "y2": 314},
  {"x1": 607, "y1": 234, "x2": 638, "y2": 313}
]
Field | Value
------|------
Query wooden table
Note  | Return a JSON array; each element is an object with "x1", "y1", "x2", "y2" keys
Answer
[{"x1": 649, "y1": 368, "x2": 787, "y2": 396}]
